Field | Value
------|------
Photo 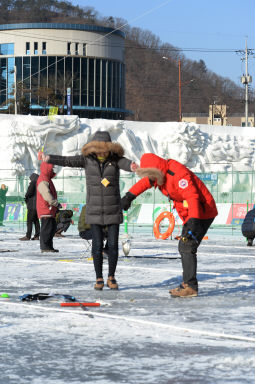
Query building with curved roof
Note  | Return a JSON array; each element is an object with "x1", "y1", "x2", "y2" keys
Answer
[{"x1": 0, "y1": 23, "x2": 129, "y2": 119}]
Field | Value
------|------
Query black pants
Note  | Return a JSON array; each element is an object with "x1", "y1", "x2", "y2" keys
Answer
[
  {"x1": 178, "y1": 218, "x2": 214, "y2": 290},
  {"x1": 91, "y1": 224, "x2": 119, "y2": 279},
  {"x1": 26, "y1": 209, "x2": 40, "y2": 239},
  {"x1": 40, "y1": 217, "x2": 57, "y2": 251}
]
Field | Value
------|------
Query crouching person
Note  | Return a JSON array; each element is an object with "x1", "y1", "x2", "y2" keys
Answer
[
  {"x1": 55, "y1": 209, "x2": 73, "y2": 237},
  {"x1": 241, "y1": 208, "x2": 255, "y2": 246},
  {"x1": 37, "y1": 162, "x2": 60, "y2": 253}
]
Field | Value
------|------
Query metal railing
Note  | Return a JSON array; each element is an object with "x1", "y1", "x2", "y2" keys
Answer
[{"x1": 1, "y1": 169, "x2": 255, "y2": 228}]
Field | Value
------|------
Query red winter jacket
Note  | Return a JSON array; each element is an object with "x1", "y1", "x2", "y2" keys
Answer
[
  {"x1": 129, "y1": 154, "x2": 218, "y2": 224},
  {"x1": 36, "y1": 163, "x2": 58, "y2": 219}
]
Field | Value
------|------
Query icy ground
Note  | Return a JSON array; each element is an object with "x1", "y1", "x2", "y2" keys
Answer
[{"x1": 0, "y1": 224, "x2": 255, "y2": 384}]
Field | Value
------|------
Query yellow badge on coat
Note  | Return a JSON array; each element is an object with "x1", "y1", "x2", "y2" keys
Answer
[
  {"x1": 101, "y1": 178, "x2": 110, "y2": 187},
  {"x1": 183, "y1": 200, "x2": 188, "y2": 208}
]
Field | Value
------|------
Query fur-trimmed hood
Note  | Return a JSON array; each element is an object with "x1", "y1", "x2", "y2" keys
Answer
[
  {"x1": 81, "y1": 140, "x2": 124, "y2": 157},
  {"x1": 136, "y1": 167, "x2": 165, "y2": 186},
  {"x1": 136, "y1": 153, "x2": 168, "y2": 186}
]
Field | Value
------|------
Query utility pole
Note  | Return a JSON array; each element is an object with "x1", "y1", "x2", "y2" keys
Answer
[
  {"x1": 178, "y1": 59, "x2": 181, "y2": 122},
  {"x1": 241, "y1": 39, "x2": 252, "y2": 126}
]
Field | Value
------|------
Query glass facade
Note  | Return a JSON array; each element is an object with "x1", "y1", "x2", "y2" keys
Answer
[
  {"x1": 0, "y1": 55, "x2": 126, "y2": 118},
  {"x1": 0, "y1": 43, "x2": 14, "y2": 55}
]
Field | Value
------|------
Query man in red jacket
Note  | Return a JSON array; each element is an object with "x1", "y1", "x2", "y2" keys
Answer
[
  {"x1": 37, "y1": 162, "x2": 61, "y2": 253},
  {"x1": 121, "y1": 153, "x2": 218, "y2": 298}
]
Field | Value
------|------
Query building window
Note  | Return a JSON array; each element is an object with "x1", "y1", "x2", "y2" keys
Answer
[
  {"x1": 67, "y1": 42, "x2": 71, "y2": 55},
  {"x1": 0, "y1": 58, "x2": 7, "y2": 105},
  {"x1": 83, "y1": 44, "x2": 86, "y2": 56},
  {"x1": 26, "y1": 42, "x2": 30, "y2": 55},
  {"x1": 0, "y1": 43, "x2": 14, "y2": 55},
  {"x1": 75, "y1": 43, "x2": 79, "y2": 55},
  {"x1": 34, "y1": 42, "x2": 38, "y2": 55},
  {"x1": 42, "y1": 42, "x2": 47, "y2": 54}
]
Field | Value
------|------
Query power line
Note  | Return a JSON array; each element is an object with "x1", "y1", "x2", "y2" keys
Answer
[{"x1": 0, "y1": 28, "x2": 248, "y2": 52}]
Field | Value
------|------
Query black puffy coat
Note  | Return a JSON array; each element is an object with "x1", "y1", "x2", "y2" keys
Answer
[
  {"x1": 25, "y1": 173, "x2": 39, "y2": 211},
  {"x1": 47, "y1": 132, "x2": 132, "y2": 225},
  {"x1": 241, "y1": 209, "x2": 255, "y2": 238}
]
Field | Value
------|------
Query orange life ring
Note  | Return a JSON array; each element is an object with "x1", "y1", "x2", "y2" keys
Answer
[{"x1": 153, "y1": 211, "x2": 175, "y2": 240}]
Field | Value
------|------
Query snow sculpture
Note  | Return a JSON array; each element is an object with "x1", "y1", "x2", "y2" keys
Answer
[{"x1": 1, "y1": 114, "x2": 255, "y2": 194}]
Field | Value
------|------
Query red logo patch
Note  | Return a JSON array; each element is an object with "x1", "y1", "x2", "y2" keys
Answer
[{"x1": 179, "y1": 179, "x2": 188, "y2": 189}]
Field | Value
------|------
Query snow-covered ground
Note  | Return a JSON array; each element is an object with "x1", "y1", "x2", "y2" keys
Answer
[{"x1": 1, "y1": 224, "x2": 255, "y2": 384}]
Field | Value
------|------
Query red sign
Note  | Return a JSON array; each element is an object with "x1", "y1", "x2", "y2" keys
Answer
[{"x1": 226, "y1": 204, "x2": 254, "y2": 224}]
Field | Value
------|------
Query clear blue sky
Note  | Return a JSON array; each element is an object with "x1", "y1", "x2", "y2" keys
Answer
[{"x1": 71, "y1": 0, "x2": 255, "y2": 87}]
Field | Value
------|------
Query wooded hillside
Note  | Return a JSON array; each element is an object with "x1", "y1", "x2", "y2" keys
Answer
[{"x1": 0, "y1": 0, "x2": 251, "y2": 121}]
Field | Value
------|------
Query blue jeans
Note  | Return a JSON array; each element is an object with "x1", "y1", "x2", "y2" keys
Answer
[{"x1": 91, "y1": 224, "x2": 119, "y2": 279}]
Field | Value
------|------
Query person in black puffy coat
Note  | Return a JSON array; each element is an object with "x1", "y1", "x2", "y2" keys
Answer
[
  {"x1": 241, "y1": 208, "x2": 255, "y2": 246},
  {"x1": 19, "y1": 173, "x2": 40, "y2": 241},
  {"x1": 38, "y1": 131, "x2": 138, "y2": 290}
]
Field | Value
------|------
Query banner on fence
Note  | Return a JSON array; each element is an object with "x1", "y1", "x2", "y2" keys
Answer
[{"x1": 2, "y1": 202, "x2": 255, "y2": 226}]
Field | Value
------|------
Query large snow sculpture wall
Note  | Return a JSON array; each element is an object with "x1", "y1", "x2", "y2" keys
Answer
[{"x1": 1, "y1": 114, "x2": 255, "y2": 194}]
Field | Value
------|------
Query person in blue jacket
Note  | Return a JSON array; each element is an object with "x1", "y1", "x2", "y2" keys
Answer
[{"x1": 241, "y1": 208, "x2": 255, "y2": 246}]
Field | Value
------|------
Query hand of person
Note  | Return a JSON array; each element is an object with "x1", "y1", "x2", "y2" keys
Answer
[
  {"x1": 38, "y1": 151, "x2": 49, "y2": 162},
  {"x1": 130, "y1": 162, "x2": 139, "y2": 172},
  {"x1": 57, "y1": 203, "x2": 62, "y2": 210},
  {"x1": 121, "y1": 192, "x2": 136, "y2": 211}
]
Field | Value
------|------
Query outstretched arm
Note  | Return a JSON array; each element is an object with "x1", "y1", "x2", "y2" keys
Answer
[
  {"x1": 117, "y1": 157, "x2": 139, "y2": 172},
  {"x1": 38, "y1": 151, "x2": 85, "y2": 168}
]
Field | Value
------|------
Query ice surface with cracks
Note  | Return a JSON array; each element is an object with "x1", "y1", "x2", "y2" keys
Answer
[{"x1": 0, "y1": 224, "x2": 255, "y2": 383}]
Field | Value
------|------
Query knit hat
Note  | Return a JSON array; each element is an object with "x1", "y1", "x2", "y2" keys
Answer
[
  {"x1": 87, "y1": 131, "x2": 112, "y2": 143},
  {"x1": 81, "y1": 130, "x2": 124, "y2": 157}
]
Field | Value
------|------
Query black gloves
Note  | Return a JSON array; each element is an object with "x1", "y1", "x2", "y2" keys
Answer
[{"x1": 121, "y1": 192, "x2": 136, "y2": 211}]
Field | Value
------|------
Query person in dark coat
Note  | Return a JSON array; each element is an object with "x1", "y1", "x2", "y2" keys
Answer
[
  {"x1": 38, "y1": 131, "x2": 138, "y2": 290},
  {"x1": 241, "y1": 208, "x2": 255, "y2": 246},
  {"x1": 121, "y1": 153, "x2": 218, "y2": 298},
  {"x1": 19, "y1": 173, "x2": 40, "y2": 241},
  {"x1": 0, "y1": 184, "x2": 8, "y2": 226}
]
